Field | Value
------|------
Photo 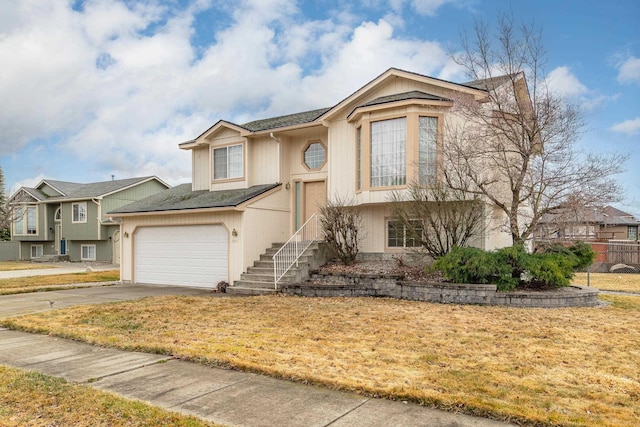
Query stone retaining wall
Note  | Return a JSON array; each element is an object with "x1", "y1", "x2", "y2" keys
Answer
[{"x1": 281, "y1": 272, "x2": 601, "y2": 308}]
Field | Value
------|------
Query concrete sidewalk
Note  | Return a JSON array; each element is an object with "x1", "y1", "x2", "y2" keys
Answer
[{"x1": 0, "y1": 285, "x2": 516, "y2": 427}]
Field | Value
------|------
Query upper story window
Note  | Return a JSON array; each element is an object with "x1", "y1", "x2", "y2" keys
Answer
[
  {"x1": 54, "y1": 208, "x2": 61, "y2": 221},
  {"x1": 419, "y1": 116, "x2": 438, "y2": 185},
  {"x1": 359, "y1": 114, "x2": 440, "y2": 191},
  {"x1": 371, "y1": 117, "x2": 407, "y2": 187},
  {"x1": 13, "y1": 206, "x2": 37, "y2": 235},
  {"x1": 213, "y1": 144, "x2": 243, "y2": 180},
  {"x1": 72, "y1": 202, "x2": 87, "y2": 223},
  {"x1": 303, "y1": 141, "x2": 326, "y2": 170}
]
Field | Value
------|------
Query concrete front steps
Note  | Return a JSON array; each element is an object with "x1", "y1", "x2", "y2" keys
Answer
[{"x1": 227, "y1": 242, "x2": 327, "y2": 295}]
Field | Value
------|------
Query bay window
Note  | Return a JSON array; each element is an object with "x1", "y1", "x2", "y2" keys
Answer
[
  {"x1": 370, "y1": 117, "x2": 407, "y2": 187},
  {"x1": 418, "y1": 116, "x2": 438, "y2": 185},
  {"x1": 360, "y1": 113, "x2": 439, "y2": 190}
]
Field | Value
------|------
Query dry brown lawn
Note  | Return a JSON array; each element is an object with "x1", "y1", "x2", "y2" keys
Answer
[
  {"x1": 0, "y1": 270, "x2": 120, "y2": 295},
  {"x1": 0, "y1": 262, "x2": 56, "y2": 272},
  {"x1": 573, "y1": 272, "x2": 640, "y2": 293},
  {"x1": 3, "y1": 294, "x2": 639, "y2": 427},
  {"x1": 0, "y1": 365, "x2": 219, "y2": 426}
]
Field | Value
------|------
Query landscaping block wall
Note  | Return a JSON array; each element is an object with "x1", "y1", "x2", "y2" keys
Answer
[{"x1": 282, "y1": 273, "x2": 601, "y2": 308}]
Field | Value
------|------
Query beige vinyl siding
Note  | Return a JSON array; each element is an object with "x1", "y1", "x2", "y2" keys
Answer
[
  {"x1": 192, "y1": 145, "x2": 210, "y2": 190},
  {"x1": 101, "y1": 180, "x2": 169, "y2": 220},
  {"x1": 327, "y1": 118, "x2": 356, "y2": 200},
  {"x1": 248, "y1": 135, "x2": 279, "y2": 185}
]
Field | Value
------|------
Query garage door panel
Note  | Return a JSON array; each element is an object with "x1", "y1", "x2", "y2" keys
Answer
[{"x1": 134, "y1": 225, "x2": 228, "y2": 288}]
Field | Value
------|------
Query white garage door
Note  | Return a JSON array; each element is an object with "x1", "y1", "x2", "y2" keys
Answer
[{"x1": 134, "y1": 225, "x2": 228, "y2": 288}]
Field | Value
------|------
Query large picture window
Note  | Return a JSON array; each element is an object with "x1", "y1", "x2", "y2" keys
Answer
[
  {"x1": 359, "y1": 113, "x2": 439, "y2": 191},
  {"x1": 72, "y1": 202, "x2": 87, "y2": 223},
  {"x1": 13, "y1": 206, "x2": 37, "y2": 235},
  {"x1": 370, "y1": 117, "x2": 406, "y2": 187},
  {"x1": 213, "y1": 144, "x2": 243, "y2": 180}
]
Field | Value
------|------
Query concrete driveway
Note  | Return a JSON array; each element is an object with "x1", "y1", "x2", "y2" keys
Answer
[{"x1": 0, "y1": 283, "x2": 214, "y2": 318}]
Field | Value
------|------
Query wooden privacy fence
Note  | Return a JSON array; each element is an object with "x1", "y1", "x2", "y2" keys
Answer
[{"x1": 605, "y1": 241, "x2": 640, "y2": 264}]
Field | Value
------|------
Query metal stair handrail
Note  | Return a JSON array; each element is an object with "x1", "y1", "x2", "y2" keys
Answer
[{"x1": 273, "y1": 214, "x2": 319, "y2": 289}]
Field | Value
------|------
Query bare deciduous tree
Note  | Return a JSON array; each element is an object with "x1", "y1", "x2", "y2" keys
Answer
[
  {"x1": 445, "y1": 14, "x2": 626, "y2": 245},
  {"x1": 390, "y1": 182, "x2": 486, "y2": 258},
  {"x1": 319, "y1": 197, "x2": 364, "y2": 265}
]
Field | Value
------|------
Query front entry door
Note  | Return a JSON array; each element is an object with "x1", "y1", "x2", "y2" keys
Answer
[{"x1": 303, "y1": 180, "x2": 327, "y2": 224}]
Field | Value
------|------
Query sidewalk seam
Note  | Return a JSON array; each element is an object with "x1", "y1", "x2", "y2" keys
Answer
[
  {"x1": 323, "y1": 398, "x2": 371, "y2": 427},
  {"x1": 166, "y1": 377, "x2": 252, "y2": 409}
]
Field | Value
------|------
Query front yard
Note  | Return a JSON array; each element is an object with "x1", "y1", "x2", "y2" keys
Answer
[
  {"x1": 0, "y1": 365, "x2": 218, "y2": 426},
  {"x1": 2, "y1": 290, "x2": 639, "y2": 427}
]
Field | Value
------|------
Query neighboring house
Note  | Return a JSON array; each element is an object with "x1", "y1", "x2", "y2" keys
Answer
[
  {"x1": 110, "y1": 68, "x2": 522, "y2": 289},
  {"x1": 536, "y1": 205, "x2": 640, "y2": 241},
  {"x1": 9, "y1": 177, "x2": 169, "y2": 263}
]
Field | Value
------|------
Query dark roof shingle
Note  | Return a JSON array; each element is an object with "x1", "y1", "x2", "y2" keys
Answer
[
  {"x1": 241, "y1": 107, "x2": 331, "y2": 132},
  {"x1": 109, "y1": 183, "x2": 280, "y2": 214}
]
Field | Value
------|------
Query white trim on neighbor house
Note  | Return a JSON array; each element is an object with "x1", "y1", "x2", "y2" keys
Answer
[
  {"x1": 30, "y1": 244, "x2": 43, "y2": 259},
  {"x1": 81, "y1": 244, "x2": 96, "y2": 261}
]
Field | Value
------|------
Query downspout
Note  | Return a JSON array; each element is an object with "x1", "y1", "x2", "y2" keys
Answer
[
  {"x1": 270, "y1": 132, "x2": 281, "y2": 183},
  {"x1": 92, "y1": 199, "x2": 101, "y2": 241}
]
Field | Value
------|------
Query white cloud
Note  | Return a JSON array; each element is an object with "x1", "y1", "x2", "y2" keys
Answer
[
  {"x1": 410, "y1": 0, "x2": 452, "y2": 16},
  {"x1": 545, "y1": 66, "x2": 588, "y2": 98},
  {"x1": 0, "y1": 0, "x2": 454, "y2": 189},
  {"x1": 617, "y1": 56, "x2": 640, "y2": 85},
  {"x1": 611, "y1": 117, "x2": 640, "y2": 136},
  {"x1": 9, "y1": 174, "x2": 46, "y2": 196}
]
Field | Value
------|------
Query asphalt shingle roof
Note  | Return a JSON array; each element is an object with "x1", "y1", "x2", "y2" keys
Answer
[
  {"x1": 108, "y1": 183, "x2": 281, "y2": 214},
  {"x1": 240, "y1": 107, "x2": 331, "y2": 132},
  {"x1": 359, "y1": 91, "x2": 451, "y2": 108},
  {"x1": 42, "y1": 177, "x2": 158, "y2": 201},
  {"x1": 463, "y1": 74, "x2": 516, "y2": 91}
]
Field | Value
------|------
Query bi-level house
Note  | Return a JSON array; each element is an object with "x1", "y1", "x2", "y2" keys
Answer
[
  {"x1": 9, "y1": 177, "x2": 169, "y2": 262},
  {"x1": 110, "y1": 68, "x2": 521, "y2": 291}
]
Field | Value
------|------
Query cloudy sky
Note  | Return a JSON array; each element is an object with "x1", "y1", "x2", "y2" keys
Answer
[{"x1": 1, "y1": 0, "x2": 639, "y2": 212}]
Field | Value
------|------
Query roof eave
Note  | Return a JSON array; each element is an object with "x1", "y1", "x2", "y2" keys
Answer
[
  {"x1": 320, "y1": 68, "x2": 487, "y2": 122},
  {"x1": 347, "y1": 99, "x2": 454, "y2": 122}
]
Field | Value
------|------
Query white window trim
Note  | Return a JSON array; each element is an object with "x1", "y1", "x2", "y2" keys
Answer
[
  {"x1": 30, "y1": 244, "x2": 43, "y2": 259},
  {"x1": 13, "y1": 205, "x2": 38, "y2": 236},
  {"x1": 72, "y1": 202, "x2": 87, "y2": 223},
  {"x1": 212, "y1": 143, "x2": 244, "y2": 181},
  {"x1": 81, "y1": 244, "x2": 96, "y2": 261}
]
